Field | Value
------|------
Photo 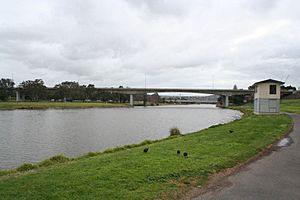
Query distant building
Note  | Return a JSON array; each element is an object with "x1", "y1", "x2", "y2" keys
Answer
[
  {"x1": 147, "y1": 92, "x2": 160, "y2": 104},
  {"x1": 253, "y1": 79, "x2": 284, "y2": 115}
]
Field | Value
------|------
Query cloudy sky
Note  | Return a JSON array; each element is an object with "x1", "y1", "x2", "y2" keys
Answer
[{"x1": 0, "y1": 0, "x2": 299, "y2": 90}]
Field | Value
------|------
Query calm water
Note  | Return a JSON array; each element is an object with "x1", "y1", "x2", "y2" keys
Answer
[{"x1": 0, "y1": 105, "x2": 242, "y2": 169}]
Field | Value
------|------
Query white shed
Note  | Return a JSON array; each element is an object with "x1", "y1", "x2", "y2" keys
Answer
[{"x1": 253, "y1": 79, "x2": 284, "y2": 115}]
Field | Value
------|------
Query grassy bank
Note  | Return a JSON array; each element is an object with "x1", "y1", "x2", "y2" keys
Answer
[
  {"x1": 0, "y1": 109, "x2": 292, "y2": 199},
  {"x1": 0, "y1": 101, "x2": 127, "y2": 110},
  {"x1": 281, "y1": 99, "x2": 300, "y2": 114}
]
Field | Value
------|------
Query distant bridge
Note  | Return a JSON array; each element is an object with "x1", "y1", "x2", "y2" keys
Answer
[
  {"x1": 164, "y1": 99, "x2": 218, "y2": 104},
  {"x1": 16, "y1": 87, "x2": 254, "y2": 107},
  {"x1": 94, "y1": 88, "x2": 253, "y2": 95},
  {"x1": 94, "y1": 87, "x2": 254, "y2": 107}
]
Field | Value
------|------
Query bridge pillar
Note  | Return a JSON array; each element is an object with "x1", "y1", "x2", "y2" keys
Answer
[
  {"x1": 224, "y1": 95, "x2": 229, "y2": 107},
  {"x1": 16, "y1": 91, "x2": 20, "y2": 102},
  {"x1": 143, "y1": 93, "x2": 147, "y2": 106},
  {"x1": 129, "y1": 94, "x2": 134, "y2": 107}
]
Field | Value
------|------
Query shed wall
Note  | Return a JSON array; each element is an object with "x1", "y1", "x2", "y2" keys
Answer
[
  {"x1": 254, "y1": 98, "x2": 280, "y2": 114},
  {"x1": 254, "y1": 82, "x2": 281, "y2": 99}
]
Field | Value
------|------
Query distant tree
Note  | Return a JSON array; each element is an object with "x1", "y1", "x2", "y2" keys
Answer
[
  {"x1": 229, "y1": 94, "x2": 245, "y2": 105},
  {"x1": 86, "y1": 84, "x2": 98, "y2": 100},
  {"x1": 54, "y1": 81, "x2": 85, "y2": 101},
  {"x1": 118, "y1": 86, "x2": 129, "y2": 103},
  {"x1": 19, "y1": 79, "x2": 47, "y2": 101},
  {"x1": 233, "y1": 84, "x2": 238, "y2": 90},
  {"x1": 0, "y1": 78, "x2": 15, "y2": 100},
  {"x1": 281, "y1": 85, "x2": 296, "y2": 91}
]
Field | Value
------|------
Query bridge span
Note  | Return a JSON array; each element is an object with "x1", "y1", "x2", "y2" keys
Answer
[
  {"x1": 94, "y1": 87, "x2": 254, "y2": 107},
  {"x1": 15, "y1": 87, "x2": 254, "y2": 107}
]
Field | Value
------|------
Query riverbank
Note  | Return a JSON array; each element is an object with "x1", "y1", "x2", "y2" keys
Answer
[
  {"x1": 0, "y1": 101, "x2": 127, "y2": 110},
  {"x1": 0, "y1": 108, "x2": 292, "y2": 199}
]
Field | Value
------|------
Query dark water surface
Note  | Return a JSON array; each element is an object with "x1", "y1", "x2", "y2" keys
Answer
[{"x1": 0, "y1": 105, "x2": 242, "y2": 169}]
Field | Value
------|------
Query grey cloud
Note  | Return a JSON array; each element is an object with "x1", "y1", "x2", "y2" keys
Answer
[
  {"x1": 0, "y1": 0, "x2": 300, "y2": 89},
  {"x1": 244, "y1": 0, "x2": 279, "y2": 13}
]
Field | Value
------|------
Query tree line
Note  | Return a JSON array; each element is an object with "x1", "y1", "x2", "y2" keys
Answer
[{"x1": 0, "y1": 78, "x2": 129, "y2": 102}]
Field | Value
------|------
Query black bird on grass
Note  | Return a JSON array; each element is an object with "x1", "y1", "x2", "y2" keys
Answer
[
  {"x1": 177, "y1": 150, "x2": 180, "y2": 155},
  {"x1": 229, "y1": 130, "x2": 234, "y2": 133},
  {"x1": 143, "y1": 147, "x2": 149, "y2": 153},
  {"x1": 183, "y1": 152, "x2": 188, "y2": 158}
]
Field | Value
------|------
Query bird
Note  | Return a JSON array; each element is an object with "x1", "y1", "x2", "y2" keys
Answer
[
  {"x1": 229, "y1": 130, "x2": 234, "y2": 133},
  {"x1": 143, "y1": 147, "x2": 149, "y2": 153},
  {"x1": 183, "y1": 152, "x2": 188, "y2": 158},
  {"x1": 177, "y1": 150, "x2": 180, "y2": 155}
]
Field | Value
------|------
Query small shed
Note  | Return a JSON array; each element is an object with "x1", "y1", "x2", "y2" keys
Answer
[{"x1": 253, "y1": 79, "x2": 284, "y2": 114}]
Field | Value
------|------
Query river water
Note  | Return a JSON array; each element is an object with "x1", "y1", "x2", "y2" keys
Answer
[{"x1": 0, "y1": 105, "x2": 242, "y2": 169}]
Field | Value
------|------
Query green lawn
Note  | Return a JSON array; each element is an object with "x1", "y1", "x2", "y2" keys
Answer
[
  {"x1": 0, "y1": 110, "x2": 292, "y2": 199},
  {"x1": 0, "y1": 101, "x2": 127, "y2": 110},
  {"x1": 281, "y1": 99, "x2": 300, "y2": 114}
]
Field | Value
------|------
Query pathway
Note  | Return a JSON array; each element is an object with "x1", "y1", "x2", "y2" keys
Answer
[{"x1": 193, "y1": 113, "x2": 300, "y2": 200}]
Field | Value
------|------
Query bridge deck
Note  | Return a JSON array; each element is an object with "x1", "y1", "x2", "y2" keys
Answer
[
  {"x1": 93, "y1": 88, "x2": 254, "y2": 95},
  {"x1": 18, "y1": 87, "x2": 254, "y2": 96}
]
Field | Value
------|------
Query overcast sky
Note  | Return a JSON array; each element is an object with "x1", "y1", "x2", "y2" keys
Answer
[{"x1": 0, "y1": 0, "x2": 299, "y2": 90}]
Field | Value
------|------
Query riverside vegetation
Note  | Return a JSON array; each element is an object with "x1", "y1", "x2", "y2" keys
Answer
[{"x1": 0, "y1": 106, "x2": 293, "y2": 199}]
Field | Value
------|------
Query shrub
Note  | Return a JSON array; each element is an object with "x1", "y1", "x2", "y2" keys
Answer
[
  {"x1": 169, "y1": 127, "x2": 181, "y2": 136},
  {"x1": 86, "y1": 152, "x2": 98, "y2": 157},
  {"x1": 140, "y1": 140, "x2": 152, "y2": 145},
  {"x1": 39, "y1": 155, "x2": 70, "y2": 167},
  {"x1": 16, "y1": 163, "x2": 37, "y2": 172},
  {"x1": 49, "y1": 154, "x2": 69, "y2": 163}
]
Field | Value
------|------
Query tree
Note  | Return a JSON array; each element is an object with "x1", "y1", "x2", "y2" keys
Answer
[
  {"x1": 118, "y1": 86, "x2": 129, "y2": 103},
  {"x1": 86, "y1": 84, "x2": 98, "y2": 100},
  {"x1": 19, "y1": 79, "x2": 46, "y2": 101},
  {"x1": 233, "y1": 84, "x2": 238, "y2": 90},
  {"x1": 0, "y1": 78, "x2": 15, "y2": 100},
  {"x1": 229, "y1": 94, "x2": 245, "y2": 105},
  {"x1": 54, "y1": 81, "x2": 84, "y2": 101}
]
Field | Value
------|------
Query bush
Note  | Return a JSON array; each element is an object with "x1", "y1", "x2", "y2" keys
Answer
[
  {"x1": 49, "y1": 155, "x2": 69, "y2": 163},
  {"x1": 16, "y1": 163, "x2": 37, "y2": 172},
  {"x1": 169, "y1": 127, "x2": 181, "y2": 136},
  {"x1": 140, "y1": 140, "x2": 152, "y2": 145},
  {"x1": 86, "y1": 152, "x2": 98, "y2": 157},
  {"x1": 39, "y1": 155, "x2": 69, "y2": 167}
]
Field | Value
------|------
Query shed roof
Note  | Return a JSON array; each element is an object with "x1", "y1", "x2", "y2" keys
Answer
[{"x1": 253, "y1": 79, "x2": 284, "y2": 86}]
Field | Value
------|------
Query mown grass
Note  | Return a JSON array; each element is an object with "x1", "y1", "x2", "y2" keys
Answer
[
  {"x1": 0, "y1": 109, "x2": 292, "y2": 199},
  {"x1": 231, "y1": 99, "x2": 300, "y2": 115},
  {"x1": 0, "y1": 101, "x2": 127, "y2": 110},
  {"x1": 281, "y1": 99, "x2": 300, "y2": 114}
]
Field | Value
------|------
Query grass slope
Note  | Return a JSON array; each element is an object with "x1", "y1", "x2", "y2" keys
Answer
[
  {"x1": 281, "y1": 99, "x2": 300, "y2": 114},
  {"x1": 0, "y1": 101, "x2": 127, "y2": 110},
  {"x1": 0, "y1": 111, "x2": 292, "y2": 199}
]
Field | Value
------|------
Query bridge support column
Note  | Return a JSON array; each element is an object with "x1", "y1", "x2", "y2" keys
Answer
[
  {"x1": 16, "y1": 91, "x2": 20, "y2": 102},
  {"x1": 143, "y1": 93, "x2": 147, "y2": 106},
  {"x1": 224, "y1": 95, "x2": 229, "y2": 107},
  {"x1": 129, "y1": 94, "x2": 134, "y2": 107}
]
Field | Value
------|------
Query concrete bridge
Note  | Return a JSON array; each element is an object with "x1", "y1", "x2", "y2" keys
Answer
[
  {"x1": 165, "y1": 99, "x2": 218, "y2": 104},
  {"x1": 15, "y1": 87, "x2": 254, "y2": 107},
  {"x1": 93, "y1": 87, "x2": 254, "y2": 107}
]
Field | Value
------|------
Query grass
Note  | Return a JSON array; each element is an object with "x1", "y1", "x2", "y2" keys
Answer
[
  {"x1": 0, "y1": 108, "x2": 292, "y2": 199},
  {"x1": 0, "y1": 101, "x2": 127, "y2": 110},
  {"x1": 281, "y1": 99, "x2": 300, "y2": 114},
  {"x1": 231, "y1": 99, "x2": 300, "y2": 115}
]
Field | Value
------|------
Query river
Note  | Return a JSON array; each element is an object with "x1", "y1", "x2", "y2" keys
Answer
[{"x1": 0, "y1": 105, "x2": 242, "y2": 169}]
